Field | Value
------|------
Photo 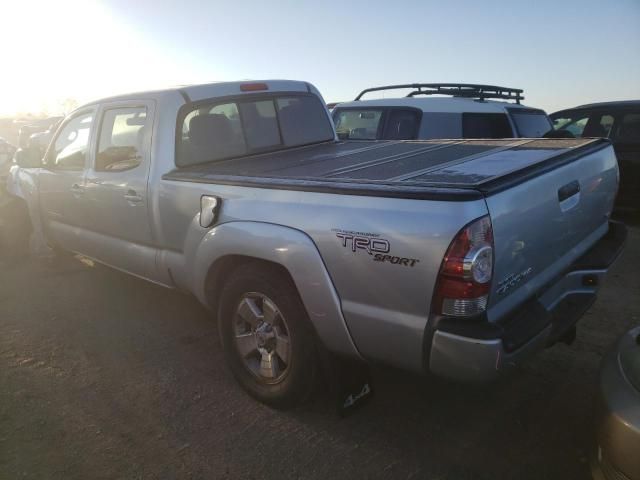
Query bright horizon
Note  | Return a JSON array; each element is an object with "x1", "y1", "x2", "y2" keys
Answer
[{"x1": 1, "y1": 0, "x2": 639, "y2": 117}]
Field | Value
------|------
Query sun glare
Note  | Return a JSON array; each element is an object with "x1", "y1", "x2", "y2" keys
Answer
[{"x1": 0, "y1": 0, "x2": 181, "y2": 117}]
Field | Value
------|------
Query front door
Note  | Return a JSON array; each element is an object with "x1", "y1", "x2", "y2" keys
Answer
[{"x1": 38, "y1": 109, "x2": 95, "y2": 254}]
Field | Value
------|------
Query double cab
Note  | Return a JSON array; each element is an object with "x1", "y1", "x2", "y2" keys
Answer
[{"x1": 10, "y1": 80, "x2": 626, "y2": 407}]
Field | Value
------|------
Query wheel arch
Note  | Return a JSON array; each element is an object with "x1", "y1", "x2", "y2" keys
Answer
[{"x1": 191, "y1": 221, "x2": 362, "y2": 360}]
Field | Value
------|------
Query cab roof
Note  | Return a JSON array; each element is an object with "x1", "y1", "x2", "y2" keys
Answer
[{"x1": 76, "y1": 80, "x2": 318, "y2": 110}]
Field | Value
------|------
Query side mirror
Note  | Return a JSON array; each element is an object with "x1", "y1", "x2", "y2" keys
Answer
[{"x1": 14, "y1": 147, "x2": 41, "y2": 168}]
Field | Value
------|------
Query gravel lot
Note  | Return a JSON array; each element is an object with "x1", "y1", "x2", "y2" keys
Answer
[{"x1": 1, "y1": 227, "x2": 638, "y2": 480}]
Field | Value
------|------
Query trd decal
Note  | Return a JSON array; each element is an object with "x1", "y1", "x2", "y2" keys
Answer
[
  {"x1": 332, "y1": 229, "x2": 420, "y2": 267},
  {"x1": 373, "y1": 254, "x2": 420, "y2": 267}
]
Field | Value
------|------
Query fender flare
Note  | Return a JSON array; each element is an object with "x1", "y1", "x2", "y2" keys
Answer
[{"x1": 190, "y1": 221, "x2": 362, "y2": 359}]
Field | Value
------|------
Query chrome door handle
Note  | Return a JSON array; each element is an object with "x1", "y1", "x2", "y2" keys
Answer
[
  {"x1": 70, "y1": 183, "x2": 84, "y2": 196},
  {"x1": 558, "y1": 180, "x2": 580, "y2": 212},
  {"x1": 124, "y1": 190, "x2": 143, "y2": 203}
]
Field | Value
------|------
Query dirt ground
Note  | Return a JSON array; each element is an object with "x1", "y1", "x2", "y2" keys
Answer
[{"x1": 1, "y1": 227, "x2": 638, "y2": 480}]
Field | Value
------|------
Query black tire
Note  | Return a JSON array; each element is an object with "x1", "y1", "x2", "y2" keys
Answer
[
  {"x1": 218, "y1": 262, "x2": 318, "y2": 408},
  {"x1": 0, "y1": 198, "x2": 32, "y2": 263}
]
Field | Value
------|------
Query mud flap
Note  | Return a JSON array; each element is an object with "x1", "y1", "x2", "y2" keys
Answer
[{"x1": 321, "y1": 352, "x2": 374, "y2": 417}]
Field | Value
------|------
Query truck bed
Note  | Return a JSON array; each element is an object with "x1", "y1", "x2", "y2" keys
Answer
[{"x1": 164, "y1": 138, "x2": 608, "y2": 200}]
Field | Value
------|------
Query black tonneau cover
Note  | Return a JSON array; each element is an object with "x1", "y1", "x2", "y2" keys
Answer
[{"x1": 164, "y1": 138, "x2": 608, "y2": 200}]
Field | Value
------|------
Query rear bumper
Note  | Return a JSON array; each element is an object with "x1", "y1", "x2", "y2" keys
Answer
[{"x1": 426, "y1": 220, "x2": 627, "y2": 382}]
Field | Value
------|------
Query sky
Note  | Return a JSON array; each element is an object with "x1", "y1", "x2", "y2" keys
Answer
[{"x1": 1, "y1": 0, "x2": 639, "y2": 117}]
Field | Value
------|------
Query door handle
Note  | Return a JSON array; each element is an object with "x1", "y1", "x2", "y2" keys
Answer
[
  {"x1": 124, "y1": 189, "x2": 143, "y2": 204},
  {"x1": 558, "y1": 180, "x2": 580, "y2": 202},
  {"x1": 558, "y1": 180, "x2": 580, "y2": 212},
  {"x1": 70, "y1": 183, "x2": 84, "y2": 196}
]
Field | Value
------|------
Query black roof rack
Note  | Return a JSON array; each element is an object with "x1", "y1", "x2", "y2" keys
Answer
[{"x1": 354, "y1": 83, "x2": 524, "y2": 104}]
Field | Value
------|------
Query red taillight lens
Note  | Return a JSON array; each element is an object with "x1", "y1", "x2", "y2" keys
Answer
[
  {"x1": 240, "y1": 82, "x2": 269, "y2": 92},
  {"x1": 432, "y1": 216, "x2": 494, "y2": 317}
]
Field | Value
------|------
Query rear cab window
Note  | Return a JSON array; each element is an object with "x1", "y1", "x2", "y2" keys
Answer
[
  {"x1": 177, "y1": 94, "x2": 334, "y2": 167},
  {"x1": 508, "y1": 108, "x2": 552, "y2": 137}
]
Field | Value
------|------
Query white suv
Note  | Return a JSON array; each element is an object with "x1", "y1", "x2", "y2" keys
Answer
[{"x1": 331, "y1": 83, "x2": 553, "y2": 141}]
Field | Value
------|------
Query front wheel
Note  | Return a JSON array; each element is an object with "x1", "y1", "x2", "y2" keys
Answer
[{"x1": 218, "y1": 262, "x2": 318, "y2": 408}]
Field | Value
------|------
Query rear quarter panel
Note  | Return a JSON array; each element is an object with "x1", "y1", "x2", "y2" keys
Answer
[{"x1": 158, "y1": 179, "x2": 487, "y2": 372}]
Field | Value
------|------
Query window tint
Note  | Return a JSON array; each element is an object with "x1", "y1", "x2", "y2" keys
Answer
[
  {"x1": 332, "y1": 109, "x2": 382, "y2": 140},
  {"x1": 582, "y1": 113, "x2": 615, "y2": 138},
  {"x1": 239, "y1": 100, "x2": 280, "y2": 150},
  {"x1": 462, "y1": 113, "x2": 513, "y2": 138},
  {"x1": 613, "y1": 112, "x2": 640, "y2": 143},
  {"x1": 96, "y1": 107, "x2": 148, "y2": 171},
  {"x1": 277, "y1": 96, "x2": 334, "y2": 146},
  {"x1": 382, "y1": 109, "x2": 420, "y2": 140},
  {"x1": 51, "y1": 112, "x2": 94, "y2": 169},
  {"x1": 509, "y1": 110, "x2": 552, "y2": 137},
  {"x1": 178, "y1": 94, "x2": 333, "y2": 166},
  {"x1": 552, "y1": 113, "x2": 589, "y2": 137}
]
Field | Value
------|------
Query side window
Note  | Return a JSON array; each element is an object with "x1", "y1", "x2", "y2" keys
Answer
[
  {"x1": 613, "y1": 112, "x2": 640, "y2": 143},
  {"x1": 462, "y1": 113, "x2": 513, "y2": 139},
  {"x1": 50, "y1": 112, "x2": 94, "y2": 169},
  {"x1": 553, "y1": 114, "x2": 589, "y2": 137},
  {"x1": 583, "y1": 113, "x2": 615, "y2": 138},
  {"x1": 332, "y1": 109, "x2": 383, "y2": 140},
  {"x1": 382, "y1": 109, "x2": 420, "y2": 140},
  {"x1": 96, "y1": 107, "x2": 148, "y2": 171}
]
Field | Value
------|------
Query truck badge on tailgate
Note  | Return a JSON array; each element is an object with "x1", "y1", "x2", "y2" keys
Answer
[
  {"x1": 332, "y1": 229, "x2": 420, "y2": 267},
  {"x1": 497, "y1": 267, "x2": 533, "y2": 295}
]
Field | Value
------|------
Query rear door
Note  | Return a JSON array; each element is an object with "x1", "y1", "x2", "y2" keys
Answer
[{"x1": 82, "y1": 100, "x2": 158, "y2": 280}]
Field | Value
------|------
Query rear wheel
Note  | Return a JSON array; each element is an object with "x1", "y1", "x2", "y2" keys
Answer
[{"x1": 218, "y1": 262, "x2": 318, "y2": 408}]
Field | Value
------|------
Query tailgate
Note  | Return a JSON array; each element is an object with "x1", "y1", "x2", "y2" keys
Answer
[{"x1": 482, "y1": 139, "x2": 619, "y2": 322}]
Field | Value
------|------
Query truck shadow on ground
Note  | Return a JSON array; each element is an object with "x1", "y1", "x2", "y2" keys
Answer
[{"x1": 1, "y1": 252, "x2": 613, "y2": 479}]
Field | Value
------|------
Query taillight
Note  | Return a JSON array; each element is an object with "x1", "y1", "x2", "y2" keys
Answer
[{"x1": 432, "y1": 216, "x2": 494, "y2": 317}]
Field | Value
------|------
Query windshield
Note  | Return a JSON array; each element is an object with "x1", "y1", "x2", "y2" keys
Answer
[
  {"x1": 177, "y1": 94, "x2": 334, "y2": 167},
  {"x1": 509, "y1": 109, "x2": 552, "y2": 137}
]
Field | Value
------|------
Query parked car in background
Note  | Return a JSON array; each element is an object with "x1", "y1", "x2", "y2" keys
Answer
[
  {"x1": 331, "y1": 83, "x2": 553, "y2": 141},
  {"x1": 551, "y1": 101, "x2": 640, "y2": 214},
  {"x1": 593, "y1": 324, "x2": 640, "y2": 480},
  {"x1": 0, "y1": 137, "x2": 17, "y2": 192},
  {"x1": 9, "y1": 80, "x2": 625, "y2": 409},
  {"x1": 17, "y1": 116, "x2": 63, "y2": 148}
]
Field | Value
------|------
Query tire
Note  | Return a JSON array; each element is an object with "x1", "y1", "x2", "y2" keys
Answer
[
  {"x1": 218, "y1": 262, "x2": 318, "y2": 408},
  {"x1": 0, "y1": 198, "x2": 32, "y2": 262}
]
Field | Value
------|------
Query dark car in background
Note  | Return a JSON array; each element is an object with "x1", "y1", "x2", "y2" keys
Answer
[
  {"x1": 551, "y1": 101, "x2": 640, "y2": 215},
  {"x1": 0, "y1": 137, "x2": 17, "y2": 193}
]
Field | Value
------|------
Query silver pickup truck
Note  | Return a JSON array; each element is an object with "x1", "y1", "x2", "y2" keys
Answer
[{"x1": 9, "y1": 80, "x2": 626, "y2": 408}]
